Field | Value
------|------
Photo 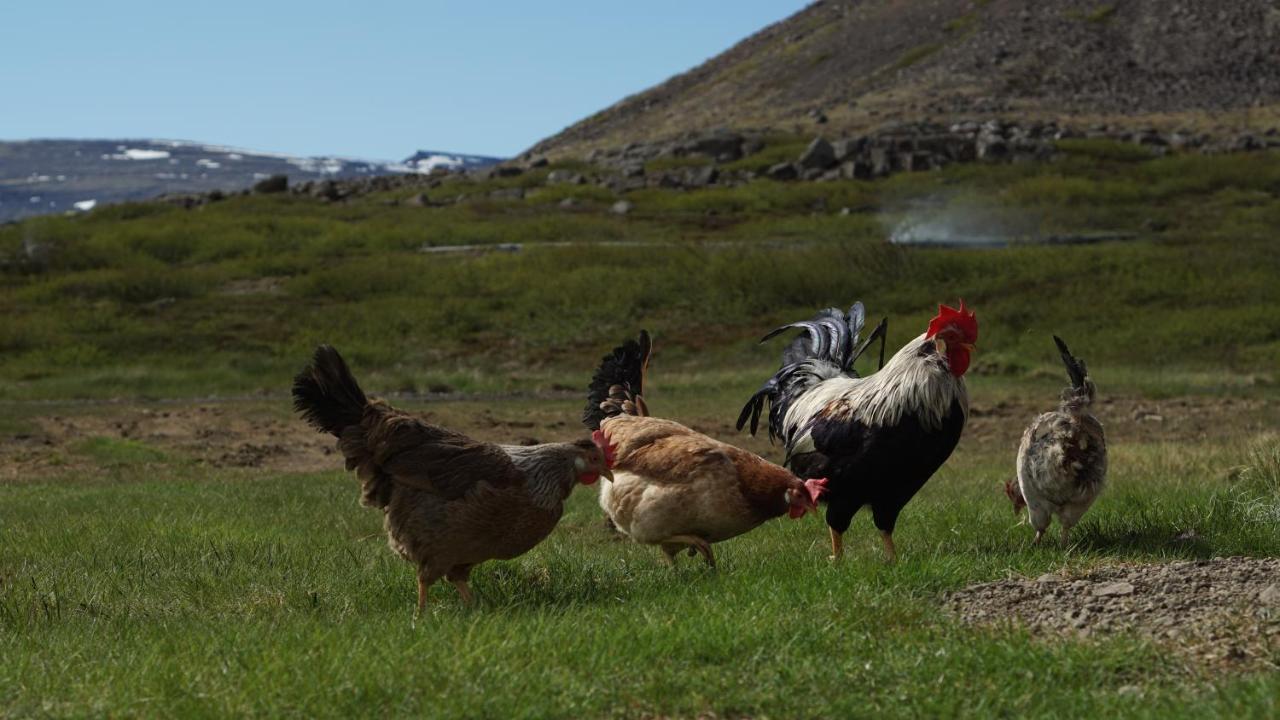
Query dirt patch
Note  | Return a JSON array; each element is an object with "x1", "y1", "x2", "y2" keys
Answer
[
  {"x1": 0, "y1": 405, "x2": 338, "y2": 479},
  {"x1": 963, "y1": 394, "x2": 1273, "y2": 450},
  {"x1": 946, "y1": 557, "x2": 1280, "y2": 671}
]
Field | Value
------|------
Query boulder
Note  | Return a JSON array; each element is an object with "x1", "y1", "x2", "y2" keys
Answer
[
  {"x1": 488, "y1": 187, "x2": 525, "y2": 200},
  {"x1": 610, "y1": 200, "x2": 634, "y2": 216},
  {"x1": 677, "y1": 130, "x2": 744, "y2": 161},
  {"x1": 253, "y1": 174, "x2": 288, "y2": 194},
  {"x1": 546, "y1": 170, "x2": 585, "y2": 185},
  {"x1": 686, "y1": 165, "x2": 719, "y2": 187},
  {"x1": 798, "y1": 137, "x2": 837, "y2": 170},
  {"x1": 767, "y1": 162, "x2": 799, "y2": 181}
]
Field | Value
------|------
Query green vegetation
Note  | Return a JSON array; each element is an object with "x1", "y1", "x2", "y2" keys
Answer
[
  {"x1": 1068, "y1": 4, "x2": 1119, "y2": 23},
  {"x1": 1, "y1": 143, "x2": 1278, "y2": 401},
  {"x1": 2, "y1": 392, "x2": 1278, "y2": 717},
  {"x1": 2, "y1": 137, "x2": 1279, "y2": 717},
  {"x1": 891, "y1": 42, "x2": 944, "y2": 71}
]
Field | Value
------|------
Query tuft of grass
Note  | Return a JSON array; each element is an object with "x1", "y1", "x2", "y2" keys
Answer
[
  {"x1": 891, "y1": 42, "x2": 943, "y2": 71},
  {"x1": 71, "y1": 436, "x2": 169, "y2": 468}
]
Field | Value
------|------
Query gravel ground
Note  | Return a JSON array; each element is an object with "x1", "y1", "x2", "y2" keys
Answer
[{"x1": 946, "y1": 557, "x2": 1280, "y2": 671}]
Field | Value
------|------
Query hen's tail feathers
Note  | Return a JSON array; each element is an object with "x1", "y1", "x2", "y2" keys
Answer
[
  {"x1": 583, "y1": 330, "x2": 652, "y2": 431},
  {"x1": 1053, "y1": 335, "x2": 1089, "y2": 391},
  {"x1": 292, "y1": 345, "x2": 370, "y2": 437},
  {"x1": 737, "y1": 303, "x2": 886, "y2": 442},
  {"x1": 1053, "y1": 335, "x2": 1096, "y2": 412}
]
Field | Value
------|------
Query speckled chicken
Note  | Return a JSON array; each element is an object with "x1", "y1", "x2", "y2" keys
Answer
[
  {"x1": 293, "y1": 345, "x2": 612, "y2": 610},
  {"x1": 1007, "y1": 336, "x2": 1107, "y2": 545},
  {"x1": 583, "y1": 331, "x2": 827, "y2": 567}
]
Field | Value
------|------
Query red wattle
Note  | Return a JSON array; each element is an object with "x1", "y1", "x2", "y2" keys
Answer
[{"x1": 947, "y1": 349, "x2": 971, "y2": 377}]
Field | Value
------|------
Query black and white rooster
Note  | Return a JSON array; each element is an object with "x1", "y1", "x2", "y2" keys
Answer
[
  {"x1": 738, "y1": 301, "x2": 978, "y2": 561},
  {"x1": 1006, "y1": 336, "x2": 1107, "y2": 545}
]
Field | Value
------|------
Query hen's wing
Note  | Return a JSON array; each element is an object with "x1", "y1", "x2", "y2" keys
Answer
[
  {"x1": 600, "y1": 415, "x2": 737, "y2": 484},
  {"x1": 361, "y1": 402, "x2": 523, "y2": 500}
]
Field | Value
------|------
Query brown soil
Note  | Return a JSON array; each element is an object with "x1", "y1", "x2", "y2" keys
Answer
[
  {"x1": 946, "y1": 557, "x2": 1280, "y2": 671},
  {"x1": 0, "y1": 392, "x2": 1272, "y2": 481}
]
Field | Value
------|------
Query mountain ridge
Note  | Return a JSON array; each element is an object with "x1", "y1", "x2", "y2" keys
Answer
[{"x1": 528, "y1": 0, "x2": 1280, "y2": 158}]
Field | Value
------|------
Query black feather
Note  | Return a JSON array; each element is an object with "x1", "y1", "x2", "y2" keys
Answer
[
  {"x1": 1053, "y1": 335, "x2": 1089, "y2": 391},
  {"x1": 583, "y1": 330, "x2": 651, "y2": 430},
  {"x1": 737, "y1": 301, "x2": 879, "y2": 442},
  {"x1": 291, "y1": 344, "x2": 369, "y2": 436}
]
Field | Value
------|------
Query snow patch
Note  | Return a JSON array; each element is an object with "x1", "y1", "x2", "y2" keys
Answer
[
  {"x1": 287, "y1": 157, "x2": 345, "y2": 175},
  {"x1": 196, "y1": 159, "x2": 222, "y2": 169},
  {"x1": 73, "y1": 199, "x2": 97, "y2": 211},
  {"x1": 103, "y1": 148, "x2": 172, "y2": 161}
]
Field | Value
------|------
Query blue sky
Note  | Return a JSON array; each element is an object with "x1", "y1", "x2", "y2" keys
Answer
[{"x1": 2, "y1": 1, "x2": 809, "y2": 160}]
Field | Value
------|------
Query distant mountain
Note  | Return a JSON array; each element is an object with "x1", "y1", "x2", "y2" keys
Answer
[
  {"x1": 529, "y1": 0, "x2": 1280, "y2": 158},
  {"x1": 0, "y1": 140, "x2": 502, "y2": 222},
  {"x1": 401, "y1": 150, "x2": 504, "y2": 173}
]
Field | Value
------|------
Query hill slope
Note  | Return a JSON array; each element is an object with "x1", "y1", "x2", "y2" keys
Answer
[{"x1": 529, "y1": 0, "x2": 1280, "y2": 157}]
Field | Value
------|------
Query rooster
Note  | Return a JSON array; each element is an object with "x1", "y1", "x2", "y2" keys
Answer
[
  {"x1": 738, "y1": 301, "x2": 977, "y2": 561},
  {"x1": 583, "y1": 331, "x2": 828, "y2": 567},
  {"x1": 1006, "y1": 336, "x2": 1107, "y2": 545},
  {"x1": 292, "y1": 345, "x2": 612, "y2": 611}
]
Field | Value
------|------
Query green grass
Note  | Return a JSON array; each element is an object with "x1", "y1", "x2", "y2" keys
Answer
[
  {"x1": 2, "y1": 391, "x2": 1278, "y2": 718},
  {"x1": 2, "y1": 141, "x2": 1279, "y2": 715},
  {"x1": 891, "y1": 42, "x2": 944, "y2": 71},
  {"x1": 0, "y1": 146, "x2": 1278, "y2": 403}
]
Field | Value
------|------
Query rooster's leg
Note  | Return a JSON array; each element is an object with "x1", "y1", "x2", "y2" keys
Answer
[
  {"x1": 1059, "y1": 525, "x2": 1072, "y2": 548},
  {"x1": 828, "y1": 528, "x2": 844, "y2": 561},
  {"x1": 879, "y1": 531, "x2": 897, "y2": 563},
  {"x1": 1032, "y1": 529, "x2": 1045, "y2": 545}
]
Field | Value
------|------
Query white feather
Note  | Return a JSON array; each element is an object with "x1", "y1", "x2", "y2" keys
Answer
[{"x1": 782, "y1": 332, "x2": 967, "y2": 451}]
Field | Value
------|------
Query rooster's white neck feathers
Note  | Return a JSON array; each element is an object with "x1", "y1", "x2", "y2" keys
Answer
[{"x1": 783, "y1": 332, "x2": 968, "y2": 449}]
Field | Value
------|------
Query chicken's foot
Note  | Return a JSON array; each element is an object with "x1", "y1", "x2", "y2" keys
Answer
[{"x1": 828, "y1": 528, "x2": 844, "y2": 561}]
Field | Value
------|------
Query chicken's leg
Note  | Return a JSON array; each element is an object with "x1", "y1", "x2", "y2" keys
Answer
[
  {"x1": 451, "y1": 580, "x2": 474, "y2": 605},
  {"x1": 663, "y1": 534, "x2": 715, "y2": 568},
  {"x1": 828, "y1": 528, "x2": 844, "y2": 561},
  {"x1": 416, "y1": 566, "x2": 442, "y2": 615},
  {"x1": 446, "y1": 564, "x2": 475, "y2": 606},
  {"x1": 660, "y1": 543, "x2": 682, "y2": 566},
  {"x1": 1059, "y1": 524, "x2": 1072, "y2": 548},
  {"x1": 879, "y1": 530, "x2": 897, "y2": 563}
]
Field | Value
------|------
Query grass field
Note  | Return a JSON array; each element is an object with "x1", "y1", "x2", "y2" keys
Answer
[
  {"x1": 1, "y1": 390, "x2": 1277, "y2": 718},
  {"x1": 2, "y1": 140, "x2": 1279, "y2": 717}
]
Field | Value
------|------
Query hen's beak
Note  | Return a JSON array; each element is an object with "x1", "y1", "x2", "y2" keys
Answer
[{"x1": 600, "y1": 467, "x2": 614, "y2": 482}]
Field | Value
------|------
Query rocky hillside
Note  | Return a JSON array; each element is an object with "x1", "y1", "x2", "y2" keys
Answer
[
  {"x1": 0, "y1": 140, "x2": 501, "y2": 223},
  {"x1": 529, "y1": 0, "x2": 1280, "y2": 158}
]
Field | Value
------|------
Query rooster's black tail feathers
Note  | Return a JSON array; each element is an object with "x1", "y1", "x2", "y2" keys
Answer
[
  {"x1": 583, "y1": 331, "x2": 652, "y2": 431},
  {"x1": 737, "y1": 302, "x2": 884, "y2": 442},
  {"x1": 292, "y1": 345, "x2": 369, "y2": 437}
]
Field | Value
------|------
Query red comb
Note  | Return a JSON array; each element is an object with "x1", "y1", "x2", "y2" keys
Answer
[
  {"x1": 592, "y1": 429, "x2": 617, "y2": 467},
  {"x1": 925, "y1": 299, "x2": 978, "y2": 343},
  {"x1": 804, "y1": 477, "x2": 829, "y2": 505}
]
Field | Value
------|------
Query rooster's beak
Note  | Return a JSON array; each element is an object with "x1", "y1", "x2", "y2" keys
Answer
[{"x1": 600, "y1": 467, "x2": 614, "y2": 482}]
